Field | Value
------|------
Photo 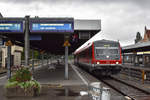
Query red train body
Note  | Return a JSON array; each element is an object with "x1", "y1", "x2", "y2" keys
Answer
[{"x1": 74, "y1": 39, "x2": 122, "y2": 75}]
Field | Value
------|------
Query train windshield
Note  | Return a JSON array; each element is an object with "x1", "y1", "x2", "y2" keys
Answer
[{"x1": 94, "y1": 42, "x2": 120, "y2": 60}]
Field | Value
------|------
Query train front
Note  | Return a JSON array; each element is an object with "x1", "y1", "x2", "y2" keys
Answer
[{"x1": 92, "y1": 40, "x2": 122, "y2": 75}]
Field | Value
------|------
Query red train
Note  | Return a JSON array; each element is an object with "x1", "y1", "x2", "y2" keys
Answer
[{"x1": 74, "y1": 39, "x2": 122, "y2": 76}]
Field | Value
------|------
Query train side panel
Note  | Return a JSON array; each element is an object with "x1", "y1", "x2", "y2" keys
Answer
[{"x1": 76, "y1": 45, "x2": 93, "y2": 70}]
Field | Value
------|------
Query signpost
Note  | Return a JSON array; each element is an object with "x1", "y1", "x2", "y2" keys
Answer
[
  {"x1": 63, "y1": 40, "x2": 71, "y2": 47},
  {"x1": 64, "y1": 38, "x2": 71, "y2": 80},
  {"x1": 40, "y1": 50, "x2": 45, "y2": 67},
  {"x1": 32, "y1": 49, "x2": 34, "y2": 74},
  {"x1": 5, "y1": 40, "x2": 13, "y2": 79}
]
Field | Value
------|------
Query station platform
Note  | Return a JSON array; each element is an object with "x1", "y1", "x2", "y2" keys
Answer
[
  {"x1": 0, "y1": 68, "x2": 7, "y2": 73},
  {"x1": 0, "y1": 61, "x2": 143, "y2": 100},
  {"x1": 0, "y1": 61, "x2": 92, "y2": 100},
  {"x1": 121, "y1": 63, "x2": 150, "y2": 83},
  {"x1": 33, "y1": 62, "x2": 85, "y2": 86},
  {"x1": 122, "y1": 63, "x2": 150, "y2": 71}
]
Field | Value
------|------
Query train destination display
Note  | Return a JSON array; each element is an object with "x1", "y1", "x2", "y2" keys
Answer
[
  {"x1": 30, "y1": 23, "x2": 74, "y2": 33},
  {"x1": 0, "y1": 21, "x2": 23, "y2": 32}
]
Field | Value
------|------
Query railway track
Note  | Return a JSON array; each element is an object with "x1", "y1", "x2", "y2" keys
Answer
[{"x1": 96, "y1": 76, "x2": 150, "y2": 100}]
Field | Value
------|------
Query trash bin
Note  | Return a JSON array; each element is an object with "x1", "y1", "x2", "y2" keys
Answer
[
  {"x1": 89, "y1": 82, "x2": 102, "y2": 100},
  {"x1": 89, "y1": 82, "x2": 110, "y2": 100},
  {"x1": 102, "y1": 87, "x2": 110, "y2": 100}
]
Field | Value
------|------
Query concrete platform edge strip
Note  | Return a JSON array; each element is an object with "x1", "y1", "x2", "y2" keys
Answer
[{"x1": 70, "y1": 63, "x2": 88, "y2": 86}]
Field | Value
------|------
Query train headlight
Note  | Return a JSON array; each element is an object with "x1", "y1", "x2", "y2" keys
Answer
[
  {"x1": 106, "y1": 55, "x2": 109, "y2": 58},
  {"x1": 116, "y1": 62, "x2": 119, "y2": 64},
  {"x1": 97, "y1": 62, "x2": 100, "y2": 64}
]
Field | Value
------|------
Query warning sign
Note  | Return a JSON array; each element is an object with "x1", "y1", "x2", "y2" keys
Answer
[
  {"x1": 5, "y1": 40, "x2": 13, "y2": 46},
  {"x1": 63, "y1": 40, "x2": 71, "y2": 47}
]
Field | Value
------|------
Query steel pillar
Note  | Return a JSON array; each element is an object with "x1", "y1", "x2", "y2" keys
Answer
[
  {"x1": 65, "y1": 46, "x2": 69, "y2": 80},
  {"x1": 32, "y1": 49, "x2": 34, "y2": 73},
  {"x1": 24, "y1": 16, "x2": 30, "y2": 67},
  {"x1": 42, "y1": 54, "x2": 44, "y2": 67},
  {"x1": 7, "y1": 45, "x2": 11, "y2": 79}
]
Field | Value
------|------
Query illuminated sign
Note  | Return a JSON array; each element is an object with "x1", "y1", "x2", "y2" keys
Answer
[
  {"x1": 104, "y1": 44, "x2": 110, "y2": 47},
  {"x1": 30, "y1": 23, "x2": 74, "y2": 33},
  {"x1": 0, "y1": 21, "x2": 23, "y2": 32}
]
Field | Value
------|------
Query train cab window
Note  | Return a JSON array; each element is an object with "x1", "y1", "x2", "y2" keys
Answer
[
  {"x1": 95, "y1": 47, "x2": 119, "y2": 55},
  {"x1": 95, "y1": 45, "x2": 120, "y2": 60},
  {"x1": 95, "y1": 48, "x2": 102, "y2": 56}
]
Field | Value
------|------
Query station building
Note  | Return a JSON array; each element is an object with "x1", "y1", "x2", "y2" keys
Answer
[
  {"x1": 122, "y1": 26, "x2": 150, "y2": 67},
  {"x1": 0, "y1": 45, "x2": 23, "y2": 68}
]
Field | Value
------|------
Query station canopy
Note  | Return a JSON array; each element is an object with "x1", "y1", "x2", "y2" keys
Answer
[
  {"x1": 122, "y1": 41, "x2": 150, "y2": 53},
  {"x1": 0, "y1": 17, "x2": 101, "y2": 55}
]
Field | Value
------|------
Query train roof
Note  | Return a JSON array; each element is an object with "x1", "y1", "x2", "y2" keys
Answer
[
  {"x1": 74, "y1": 39, "x2": 119, "y2": 55},
  {"x1": 74, "y1": 42, "x2": 92, "y2": 55}
]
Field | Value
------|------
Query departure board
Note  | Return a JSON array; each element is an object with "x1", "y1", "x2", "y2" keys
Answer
[
  {"x1": 0, "y1": 21, "x2": 23, "y2": 32},
  {"x1": 30, "y1": 23, "x2": 74, "y2": 33}
]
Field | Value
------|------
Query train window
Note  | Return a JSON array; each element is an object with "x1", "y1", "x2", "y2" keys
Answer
[
  {"x1": 95, "y1": 46, "x2": 120, "y2": 60},
  {"x1": 96, "y1": 49, "x2": 102, "y2": 54},
  {"x1": 109, "y1": 49, "x2": 119, "y2": 54}
]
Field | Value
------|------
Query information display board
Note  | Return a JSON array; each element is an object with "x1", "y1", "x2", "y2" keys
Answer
[
  {"x1": 0, "y1": 21, "x2": 23, "y2": 33},
  {"x1": 30, "y1": 22, "x2": 74, "y2": 33}
]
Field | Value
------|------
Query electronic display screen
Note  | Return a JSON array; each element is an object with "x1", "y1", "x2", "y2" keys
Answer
[
  {"x1": 0, "y1": 21, "x2": 23, "y2": 32},
  {"x1": 30, "y1": 23, "x2": 74, "y2": 33}
]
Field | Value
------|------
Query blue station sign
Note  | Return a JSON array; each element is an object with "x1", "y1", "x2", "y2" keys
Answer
[
  {"x1": 0, "y1": 21, "x2": 23, "y2": 33},
  {"x1": 30, "y1": 22, "x2": 74, "y2": 33}
]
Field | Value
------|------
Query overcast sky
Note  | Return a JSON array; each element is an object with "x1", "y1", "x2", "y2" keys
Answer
[{"x1": 0, "y1": 0, "x2": 150, "y2": 46}]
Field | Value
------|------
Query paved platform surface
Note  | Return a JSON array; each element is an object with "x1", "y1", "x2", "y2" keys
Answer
[
  {"x1": 0, "y1": 62, "x2": 92, "y2": 100},
  {"x1": 0, "y1": 68, "x2": 7, "y2": 73},
  {"x1": 2, "y1": 61, "x2": 148, "y2": 100},
  {"x1": 33, "y1": 63, "x2": 85, "y2": 86}
]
